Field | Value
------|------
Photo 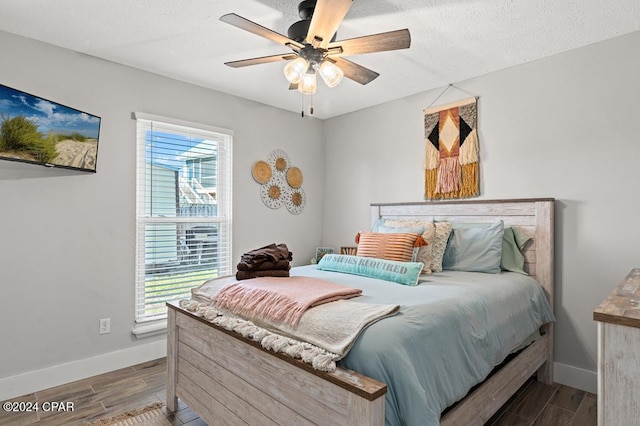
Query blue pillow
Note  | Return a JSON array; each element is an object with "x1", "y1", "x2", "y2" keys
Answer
[
  {"x1": 442, "y1": 221, "x2": 505, "y2": 273},
  {"x1": 371, "y1": 218, "x2": 385, "y2": 232},
  {"x1": 317, "y1": 254, "x2": 424, "y2": 286},
  {"x1": 377, "y1": 225, "x2": 425, "y2": 235}
]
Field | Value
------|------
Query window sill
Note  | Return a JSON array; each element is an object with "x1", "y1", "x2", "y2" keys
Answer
[{"x1": 131, "y1": 319, "x2": 167, "y2": 339}]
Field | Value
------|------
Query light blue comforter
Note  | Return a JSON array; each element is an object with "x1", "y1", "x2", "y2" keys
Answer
[{"x1": 291, "y1": 265, "x2": 555, "y2": 426}]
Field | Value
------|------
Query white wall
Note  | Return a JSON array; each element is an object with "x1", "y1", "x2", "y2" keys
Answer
[
  {"x1": 322, "y1": 30, "x2": 640, "y2": 393},
  {"x1": 0, "y1": 30, "x2": 324, "y2": 398}
]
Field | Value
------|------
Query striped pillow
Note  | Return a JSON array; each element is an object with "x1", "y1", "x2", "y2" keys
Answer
[{"x1": 355, "y1": 232, "x2": 427, "y2": 262}]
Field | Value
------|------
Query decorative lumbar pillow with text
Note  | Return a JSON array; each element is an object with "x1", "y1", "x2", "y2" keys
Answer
[{"x1": 317, "y1": 254, "x2": 424, "y2": 286}]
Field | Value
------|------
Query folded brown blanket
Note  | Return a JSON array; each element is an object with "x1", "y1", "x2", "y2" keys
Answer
[
  {"x1": 238, "y1": 243, "x2": 293, "y2": 270},
  {"x1": 237, "y1": 259, "x2": 291, "y2": 272},
  {"x1": 236, "y1": 269, "x2": 290, "y2": 280}
]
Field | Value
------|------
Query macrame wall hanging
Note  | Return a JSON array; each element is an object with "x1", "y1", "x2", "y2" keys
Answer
[
  {"x1": 424, "y1": 85, "x2": 479, "y2": 200},
  {"x1": 251, "y1": 149, "x2": 306, "y2": 214}
]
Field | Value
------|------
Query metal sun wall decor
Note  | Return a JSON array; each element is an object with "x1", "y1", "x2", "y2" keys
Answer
[{"x1": 252, "y1": 149, "x2": 306, "y2": 214}]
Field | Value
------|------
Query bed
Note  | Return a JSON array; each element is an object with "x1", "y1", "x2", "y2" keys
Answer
[{"x1": 166, "y1": 198, "x2": 555, "y2": 425}]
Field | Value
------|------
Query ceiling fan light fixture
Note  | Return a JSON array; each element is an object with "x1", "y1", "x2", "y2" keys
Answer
[
  {"x1": 284, "y1": 57, "x2": 309, "y2": 84},
  {"x1": 298, "y1": 70, "x2": 317, "y2": 95},
  {"x1": 318, "y1": 60, "x2": 344, "y2": 88},
  {"x1": 221, "y1": 1, "x2": 412, "y2": 101}
]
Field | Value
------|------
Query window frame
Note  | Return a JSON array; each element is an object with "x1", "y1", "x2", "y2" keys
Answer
[{"x1": 132, "y1": 112, "x2": 232, "y2": 334}]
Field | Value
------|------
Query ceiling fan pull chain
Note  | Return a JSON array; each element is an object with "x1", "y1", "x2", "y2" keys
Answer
[
  {"x1": 310, "y1": 95, "x2": 314, "y2": 115},
  {"x1": 301, "y1": 93, "x2": 305, "y2": 117}
]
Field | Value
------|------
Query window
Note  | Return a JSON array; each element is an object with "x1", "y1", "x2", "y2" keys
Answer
[{"x1": 134, "y1": 112, "x2": 232, "y2": 326}]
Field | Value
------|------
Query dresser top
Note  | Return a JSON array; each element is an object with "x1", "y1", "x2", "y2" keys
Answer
[{"x1": 594, "y1": 268, "x2": 640, "y2": 328}]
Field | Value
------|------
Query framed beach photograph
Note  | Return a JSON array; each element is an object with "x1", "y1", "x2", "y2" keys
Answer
[
  {"x1": 0, "y1": 83, "x2": 101, "y2": 172},
  {"x1": 315, "y1": 247, "x2": 334, "y2": 263}
]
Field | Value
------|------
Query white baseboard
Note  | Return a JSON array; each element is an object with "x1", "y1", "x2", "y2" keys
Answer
[
  {"x1": 1, "y1": 343, "x2": 596, "y2": 402},
  {"x1": 554, "y1": 362, "x2": 597, "y2": 394},
  {"x1": 0, "y1": 339, "x2": 167, "y2": 401}
]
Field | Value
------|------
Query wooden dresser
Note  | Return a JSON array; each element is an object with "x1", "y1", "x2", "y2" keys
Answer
[{"x1": 593, "y1": 268, "x2": 640, "y2": 425}]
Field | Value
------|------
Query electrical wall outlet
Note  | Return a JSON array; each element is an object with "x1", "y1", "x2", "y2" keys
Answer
[{"x1": 99, "y1": 318, "x2": 111, "y2": 334}]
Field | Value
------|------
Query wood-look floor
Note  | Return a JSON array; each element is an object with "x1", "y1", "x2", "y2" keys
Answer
[
  {"x1": 1, "y1": 357, "x2": 596, "y2": 425},
  {"x1": 487, "y1": 378, "x2": 597, "y2": 426}
]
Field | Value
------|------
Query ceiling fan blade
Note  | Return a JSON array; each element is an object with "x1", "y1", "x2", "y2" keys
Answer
[
  {"x1": 220, "y1": 13, "x2": 304, "y2": 51},
  {"x1": 225, "y1": 53, "x2": 298, "y2": 68},
  {"x1": 332, "y1": 57, "x2": 379, "y2": 85},
  {"x1": 327, "y1": 29, "x2": 411, "y2": 56},
  {"x1": 306, "y1": 0, "x2": 353, "y2": 48}
]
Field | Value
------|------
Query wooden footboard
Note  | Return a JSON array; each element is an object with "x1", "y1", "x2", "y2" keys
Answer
[{"x1": 167, "y1": 303, "x2": 387, "y2": 425}]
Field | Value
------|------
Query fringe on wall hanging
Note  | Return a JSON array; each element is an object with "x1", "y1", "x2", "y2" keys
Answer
[{"x1": 424, "y1": 87, "x2": 479, "y2": 200}]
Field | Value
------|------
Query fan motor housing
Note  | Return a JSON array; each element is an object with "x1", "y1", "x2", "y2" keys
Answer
[
  {"x1": 287, "y1": 20, "x2": 311, "y2": 42},
  {"x1": 297, "y1": 0, "x2": 316, "y2": 20},
  {"x1": 288, "y1": 0, "x2": 337, "y2": 43}
]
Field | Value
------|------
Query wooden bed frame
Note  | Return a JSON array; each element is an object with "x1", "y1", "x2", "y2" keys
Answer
[{"x1": 167, "y1": 198, "x2": 554, "y2": 425}]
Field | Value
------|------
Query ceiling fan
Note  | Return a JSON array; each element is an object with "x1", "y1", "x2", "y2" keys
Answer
[{"x1": 220, "y1": 0, "x2": 411, "y2": 95}]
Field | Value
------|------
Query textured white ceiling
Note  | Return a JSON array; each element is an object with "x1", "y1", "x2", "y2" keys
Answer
[{"x1": 1, "y1": 0, "x2": 639, "y2": 119}]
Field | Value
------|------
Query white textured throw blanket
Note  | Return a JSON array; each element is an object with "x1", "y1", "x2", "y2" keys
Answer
[
  {"x1": 181, "y1": 278, "x2": 399, "y2": 371},
  {"x1": 271, "y1": 299, "x2": 399, "y2": 355}
]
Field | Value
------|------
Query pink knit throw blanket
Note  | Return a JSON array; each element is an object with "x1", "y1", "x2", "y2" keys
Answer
[{"x1": 212, "y1": 276, "x2": 362, "y2": 327}]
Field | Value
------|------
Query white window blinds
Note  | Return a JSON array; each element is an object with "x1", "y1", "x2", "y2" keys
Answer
[{"x1": 134, "y1": 112, "x2": 232, "y2": 323}]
